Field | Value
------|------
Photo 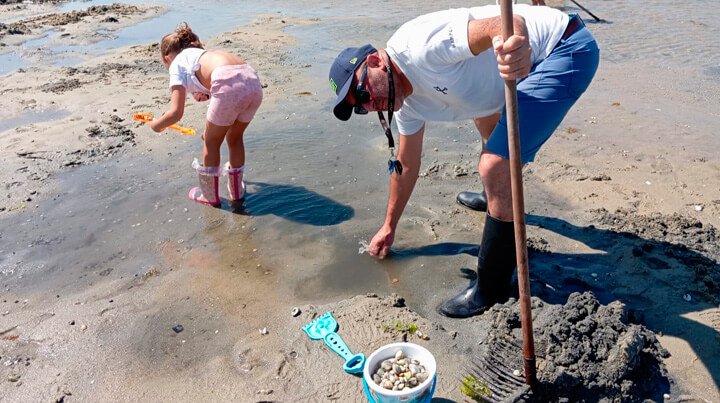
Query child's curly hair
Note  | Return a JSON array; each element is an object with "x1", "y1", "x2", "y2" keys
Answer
[{"x1": 160, "y1": 22, "x2": 203, "y2": 59}]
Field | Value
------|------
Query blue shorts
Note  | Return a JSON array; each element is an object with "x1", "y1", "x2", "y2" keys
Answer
[{"x1": 485, "y1": 15, "x2": 600, "y2": 163}]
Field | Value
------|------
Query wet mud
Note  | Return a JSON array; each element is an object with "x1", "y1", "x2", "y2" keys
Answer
[
  {"x1": 40, "y1": 60, "x2": 165, "y2": 93},
  {"x1": 592, "y1": 208, "x2": 720, "y2": 305},
  {"x1": 1, "y1": 112, "x2": 138, "y2": 213}
]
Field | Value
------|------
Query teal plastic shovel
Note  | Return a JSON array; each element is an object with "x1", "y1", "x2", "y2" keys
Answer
[{"x1": 302, "y1": 311, "x2": 366, "y2": 374}]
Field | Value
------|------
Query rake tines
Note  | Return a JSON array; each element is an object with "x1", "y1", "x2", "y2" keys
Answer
[{"x1": 459, "y1": 339, "x2": 530, "y2": 402}]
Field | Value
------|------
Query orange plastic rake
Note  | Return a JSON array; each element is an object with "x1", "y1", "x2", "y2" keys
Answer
[{"x1": 132, "y1": 113, "x2": 196, "y2": 135}]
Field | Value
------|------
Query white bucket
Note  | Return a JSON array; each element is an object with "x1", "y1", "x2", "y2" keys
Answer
[{"x1": 363, "y1": 342, "x2": 437, "y2": 403}]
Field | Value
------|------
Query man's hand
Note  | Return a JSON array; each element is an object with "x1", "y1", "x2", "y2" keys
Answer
[
  {"x1": 492, "y1": 34, "x2": 532, "y2": 80},
  {"x1": 368, "y1": 225, "x2": 395, "y2": 259}
]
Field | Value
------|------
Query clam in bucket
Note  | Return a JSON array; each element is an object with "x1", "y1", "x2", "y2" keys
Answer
[{"x1": 363, "y1": 342, "x2": 437, "y2": 403}]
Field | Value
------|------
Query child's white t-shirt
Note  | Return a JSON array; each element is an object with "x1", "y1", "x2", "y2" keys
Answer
[
  {"x1": 386, "y1": 5, "x2": 568, "y2": 135},
  {"x1": 168, "y1": 47, "x2": 210, "y2": 95}
]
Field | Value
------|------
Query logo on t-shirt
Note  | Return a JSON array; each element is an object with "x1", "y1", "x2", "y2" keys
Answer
[{"x1": 433, "y1": 86, "x2": 448, "y2": 95}]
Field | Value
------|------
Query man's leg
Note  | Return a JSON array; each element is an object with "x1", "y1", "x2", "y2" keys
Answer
[
  {"x1": 456, "y1": 114, "x2": 501, "y2": 212},
  {"x1": 439, "y1": 151, "x2": 517, "y2": 318},
  {"x1": 442, "y1": 25, "x2": 599, "y2": 317}
]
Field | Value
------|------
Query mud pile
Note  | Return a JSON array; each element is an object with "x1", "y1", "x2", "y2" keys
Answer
[
  {"x1": 21, "y1": 4, "x2": 141, "y2": 27},
  {"x1": 484, "y1": 292, "x2": 670, "y2": 402}
]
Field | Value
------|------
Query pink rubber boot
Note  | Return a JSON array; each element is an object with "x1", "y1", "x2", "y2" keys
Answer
[
  {"x1": 225, "y1": 162, "x2": 246, "y2": 201},
  {"x1": 189, "y1": 158, "x2": 221, "y2": 206}
]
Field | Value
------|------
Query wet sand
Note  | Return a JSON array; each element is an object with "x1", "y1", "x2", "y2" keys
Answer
[{"x1": 1, "y1": 1, "x2": 719, "y2": 402}]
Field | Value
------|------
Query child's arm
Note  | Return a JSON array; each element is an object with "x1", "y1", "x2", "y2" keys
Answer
[{"x1": 150, "y1": 85, "x2": 186, "y2": 132}]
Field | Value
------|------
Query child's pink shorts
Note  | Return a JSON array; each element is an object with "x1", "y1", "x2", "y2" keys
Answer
[{"x1": 207, "y1": 64, "x2": 263, "y2": 126}]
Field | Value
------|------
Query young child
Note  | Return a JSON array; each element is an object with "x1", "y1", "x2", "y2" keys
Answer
[{"x1": 151, "y1": 22, "x2": 263, "y2": 206}]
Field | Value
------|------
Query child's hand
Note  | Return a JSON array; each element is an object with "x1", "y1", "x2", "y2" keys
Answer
[{"x1": 192, "y1": 92, "x2": 210, "y2": 102}]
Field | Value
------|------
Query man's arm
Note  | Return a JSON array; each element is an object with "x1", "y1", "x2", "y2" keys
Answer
[
  {"x1": 467, "y1": 14, "x2": 532, "y2": 80},
  {"x1": 368, "y1": 125, "x2": 425, "y2": 258}
]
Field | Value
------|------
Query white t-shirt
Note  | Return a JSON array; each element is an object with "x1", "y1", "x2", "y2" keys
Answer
[
  {"x1": 168, "y1": 47, "x2": 210, "y2": 95},
  {"x1": 386, "y1": 5, "x2": 568, "y2": 135}
]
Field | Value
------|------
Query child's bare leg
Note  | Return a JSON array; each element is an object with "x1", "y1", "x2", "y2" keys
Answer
[
  {"x1": 203, "y1": 120, "x2": 232, "y2": 167},
  {"x1": 225, "y1": 120, "x2": 250, "y2": 168}
]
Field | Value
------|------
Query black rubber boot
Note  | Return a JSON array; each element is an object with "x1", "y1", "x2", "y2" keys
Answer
[
  {"x1": 438, "y1": 213, "x2": 516, "y2": 318},
  {"x1": 456, "y1": 190, "x2": 487, "y2": 212}
]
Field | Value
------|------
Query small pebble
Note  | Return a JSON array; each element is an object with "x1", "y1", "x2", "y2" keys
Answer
[
  {"x1": 513, "y1": 369, "x2": 522, "y2": 377},
  {"x1": 81, "y1": 324, "x2": 87, "y2": 331},
  {"x1": 683, "y1": 293, "x2": 692, "y2": 302},
  {"x1": 663, "y1": 394, "x2": 670, "y2": 400},
  {"x1": 259, "y1": 327, "x2": 268, "y2": 335},
  {"x1": 291, "y1": 307, "x2": 301, "y2": 317}
]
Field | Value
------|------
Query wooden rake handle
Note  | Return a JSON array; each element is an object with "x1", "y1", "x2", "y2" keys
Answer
[{"x1": 499, "y1": 0, "x2": 537, "y2": 386}]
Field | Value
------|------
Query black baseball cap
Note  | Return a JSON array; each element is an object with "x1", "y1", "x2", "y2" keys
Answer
[{"x1": 329, "y1": 44, "x2": 377, "y2": 121}]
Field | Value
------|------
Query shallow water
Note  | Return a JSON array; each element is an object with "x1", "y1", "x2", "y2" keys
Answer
[
  {"x1": 4, "y1": 0, "x2": 720, "y2": 76},
  {"x1": 0, "y1": 52, "x2": 24, "y2": 75},
  {"x1": 0, "y1": 108, "x2": 70, "y2": 133},
  {"x1": 2, "y1": 0, "x2": 720, "y2": 312}
]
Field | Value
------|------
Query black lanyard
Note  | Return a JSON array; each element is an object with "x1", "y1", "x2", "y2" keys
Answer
[{"x1": 378, "y1": 52, "x2": 402, "y2": 175}]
